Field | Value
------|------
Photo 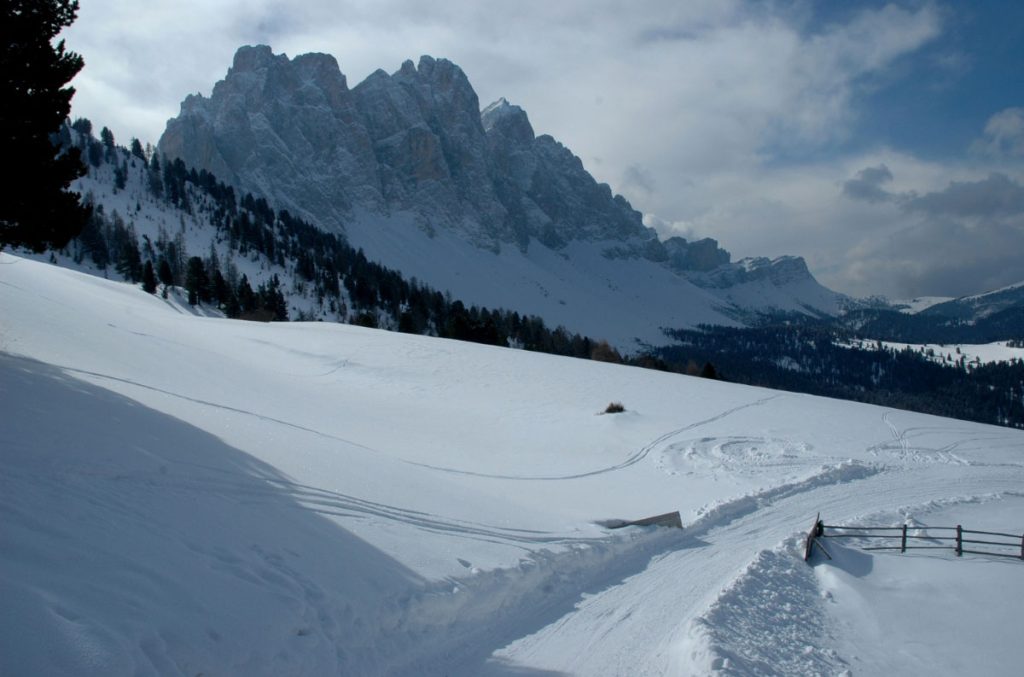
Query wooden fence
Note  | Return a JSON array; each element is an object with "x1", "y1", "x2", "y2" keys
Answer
[{"x1": 804, "y1": 514, "x2": 1024, "y2": 562}]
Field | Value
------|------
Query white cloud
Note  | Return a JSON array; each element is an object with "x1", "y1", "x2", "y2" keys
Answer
[{"x1": 971, "y1": 108, "x2": 1024, "y2": 158}]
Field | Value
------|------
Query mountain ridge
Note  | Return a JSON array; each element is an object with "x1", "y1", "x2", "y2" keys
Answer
[{"x1": 159, "y1": 45, "x2": 845, "y2": 346}]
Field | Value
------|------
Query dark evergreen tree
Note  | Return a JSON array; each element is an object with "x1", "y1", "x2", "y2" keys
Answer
[
  {"x1": 70, "y1": 117, "x2": 91, "y2": 136},
  {"x1": 148, "y1": 153, "x2": 163, "y2": 198},
  {"x1": 113, "y1": 163, "x2": 127, "y2": 190},
  {"x1": 211, "y1": 268, "x2": 229, "y2": 307},
  {"x1": 141, "y1": 260, "x2": 157, "y2": 294},
  {"x1": 110, "y1": 217, "x2": 142, "y2": 282},
  {"x1": 157, "y1": 257, "x2": 174, "y2": 288},
  {"x1": 236, "y1": 274, "x2": 257, "y2": 314},
  {"x1": 0, "y1": 0, "x2": 91, "y2": 252},
  {"x1": 185, "y1": 256, "x2": 210, "y2": 305},
  {"x1": 99, "y1": 126, "x2": 115, "y2": 160},
  {"x1": 130, "y1": 138, "x2": 146, "y2": 161},
  {"x1": 76, "y1": 211, "x2": 109, "y2": 268},
  {"x1": 86, "y1": 137, "x2": 103, "y2": 167}
]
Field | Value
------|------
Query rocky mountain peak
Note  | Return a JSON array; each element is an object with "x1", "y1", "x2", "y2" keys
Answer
[
  {"x1": 157, "y1": 45, "x2": 842, "y2": 328},
  {"x1": 291, "y1": 52, "x2": 349, "y2": 93},
  {"x1": 482, "y1": 98, "x2": 535, "y2": 147},
  {"x1": 663, "y1": 236, "x2": 731, "y2": 273},
  {"x1": 229, "y1": 44, "x2": 280, "y2": 73},
  {"x1": 160, "y1": 45, "x2": 653, "y2": 252}
]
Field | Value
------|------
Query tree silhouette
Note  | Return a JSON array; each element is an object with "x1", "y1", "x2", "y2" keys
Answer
[{"x1": 0, "y1": 0, "x2": 91, "y2": 252}]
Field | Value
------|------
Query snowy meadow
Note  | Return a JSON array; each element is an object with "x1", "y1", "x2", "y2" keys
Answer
[{"x1": 2, "y1": 253, "x2": 1023, "y2": 675}]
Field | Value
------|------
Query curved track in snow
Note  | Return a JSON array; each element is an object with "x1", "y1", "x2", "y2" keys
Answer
[{"x1": 405, "y1": 394, "x2": 784, "y2": 481}]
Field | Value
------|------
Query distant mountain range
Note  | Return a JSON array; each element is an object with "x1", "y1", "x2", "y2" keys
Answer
[
  {"x1": 833, "y1": 282, "x2": 1024, "y2": 345},
  {"x1": 918, "y1": 282, "x2": 1024, "y2": 323},
  {"x1": 158, "y1": 45, "x2": 844, "y2": 347}
]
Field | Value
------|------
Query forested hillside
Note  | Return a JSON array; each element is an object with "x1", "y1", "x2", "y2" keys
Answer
[
  {"x1": 656, "y1": 324, "x2": 1024, "y2": 428},
  {"x1": 55, "y1": 121, "x2": 619, "y2": 359}
]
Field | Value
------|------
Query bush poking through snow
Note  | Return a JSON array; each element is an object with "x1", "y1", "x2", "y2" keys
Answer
[
  {"x1": 591, "y1": 340, "x2": 623, "y2": 363},
  {"x1": 604, "y1": 402, "x2": 625, "y2": 414}
]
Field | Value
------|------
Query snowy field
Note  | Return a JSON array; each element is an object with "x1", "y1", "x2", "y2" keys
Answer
[
  {"x1": 2, "y1": 253, "x2": 1023, "y2": 676},
  {"x1": 842, "y1": 337, "x2": 1024, "y2": 366}
]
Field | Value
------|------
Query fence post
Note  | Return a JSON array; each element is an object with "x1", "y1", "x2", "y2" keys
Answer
[
  {"x1": 955, "y1": 525, "x2": 963, "y2": 556},
  {"x1": 901, "y1": 524, "x2": 907, "y2": 553},
  {"x1": 1020, "y1": 533, "x2": 1023, "y2": 560}
]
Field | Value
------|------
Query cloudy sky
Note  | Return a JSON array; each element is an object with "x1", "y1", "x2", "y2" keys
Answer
[{"x1": 62, "y1": 0, "x2": 1024, "y2": 299}]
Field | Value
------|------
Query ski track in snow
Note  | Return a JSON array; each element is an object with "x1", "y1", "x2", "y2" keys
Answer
[
  {"x1": 54, "y1": 363, "x2": 384, "y2": 454},
  {"x1": 405, "y1": 394, "x2": 784, "y2": 481},
  {"x1": 38, "y1": 362, "x2": 781, "y2": 485},
  {"x1": 11, "y1": 458, "x2": 591, "y2": 551},
  {"x1": 868, "y1": 411, "x2": 978, "y2": 465}
]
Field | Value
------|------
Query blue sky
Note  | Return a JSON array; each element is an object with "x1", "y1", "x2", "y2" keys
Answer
[
  {"x1": 795, "y1": 0, "x2": 1024, "y2": 162},
  {"x1": 63, "y1": 1, "x2": 1024, "y2": 299}
]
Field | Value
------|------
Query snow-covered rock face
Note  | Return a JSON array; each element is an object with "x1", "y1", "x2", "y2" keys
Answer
[
  {"x1": 159, "y1": 46, "x2": 657, "y2": 254},
  {"x1": 160, "y1": 46, "x2": 648, "y2": 255},
  {"x1": 698, "y1": 255, "x2": 816, "y2": 289},
  {"x1": 161, "y1": 45, "x2": 382, "y2": 227},
  {"x1": 160, "y1": 45, "x2": 844, "y2": 339},
  {"x1": 663, "y1": 236, "x2": 732, "y2": 273}
]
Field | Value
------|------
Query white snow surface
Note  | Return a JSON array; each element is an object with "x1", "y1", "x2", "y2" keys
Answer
[
  {"x1": 891, "y1": 296, "x2": 954, "y2": 314},
  {"x1": 842, "y1": 338, "x2": 1024, "y2": 366},
  {"x1": 2, "y1": 253, "x2": 1024, "y2": 676}
]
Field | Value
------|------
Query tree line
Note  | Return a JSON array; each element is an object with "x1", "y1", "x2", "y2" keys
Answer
[{"x1": 657, "y1": 324, "x2": 1024, "y2": 429}]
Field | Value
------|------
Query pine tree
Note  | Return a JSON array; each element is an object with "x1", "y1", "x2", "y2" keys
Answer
[
  {"x1": 70, "y1": 117, "x2": 91, "y2": 136},
  {"x1": 157, "y1": 257, "x2": 174, "y2": 287},
  {"x1": 99, "y1": 126, "x2": 115, "y2": 161},
  {"x1": 76, "y1": 211, "x2": 109, "y2": 268},
  {"x1": 0, "y1": 0, "x2": 91, "y2": 252},
  {"x1": 148, "y1": 153, "x2": 163, "y2": 198},
  {"x1": 185, "y1": 256, "x2": 209, "y2": 305},
  {"x1": 141, "y1": 260, "x2": 157, "y2": 294},
  {"x1": 130, "y1": 138, "x2": 146, "y2": 161}
]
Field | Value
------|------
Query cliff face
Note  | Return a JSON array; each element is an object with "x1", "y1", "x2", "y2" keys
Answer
[
  {"x1": 160, "y1": 45, "x2": 843, "y2": 342},
  {"x1": 161, "y1": 46, "x2": 382, "y2": 228},
  {"x1": 161, "y1": 46, "x2": 654, "y2": 256}
]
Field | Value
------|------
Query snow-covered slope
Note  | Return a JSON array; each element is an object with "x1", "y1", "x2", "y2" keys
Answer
[
  {"x1": 921, "y1": 280, "x2": 1024, "y2": 322},
  {"x1": 891, "y1": 296, "x2": 955, "y2": 314},
  {"x1": 2, "y1": 254, "x2": 1022, "y2": 675},
  {"x1": 49, "y1": 151, "x2": 332, "y2": 322},
  {"x1": 842, "y1": 338, "x2": 1024, "y2": 367}
]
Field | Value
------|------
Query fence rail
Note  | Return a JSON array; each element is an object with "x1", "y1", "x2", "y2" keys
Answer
[{"x1": 803, "y1": 514, "x2": 1024, "y2": 562}]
